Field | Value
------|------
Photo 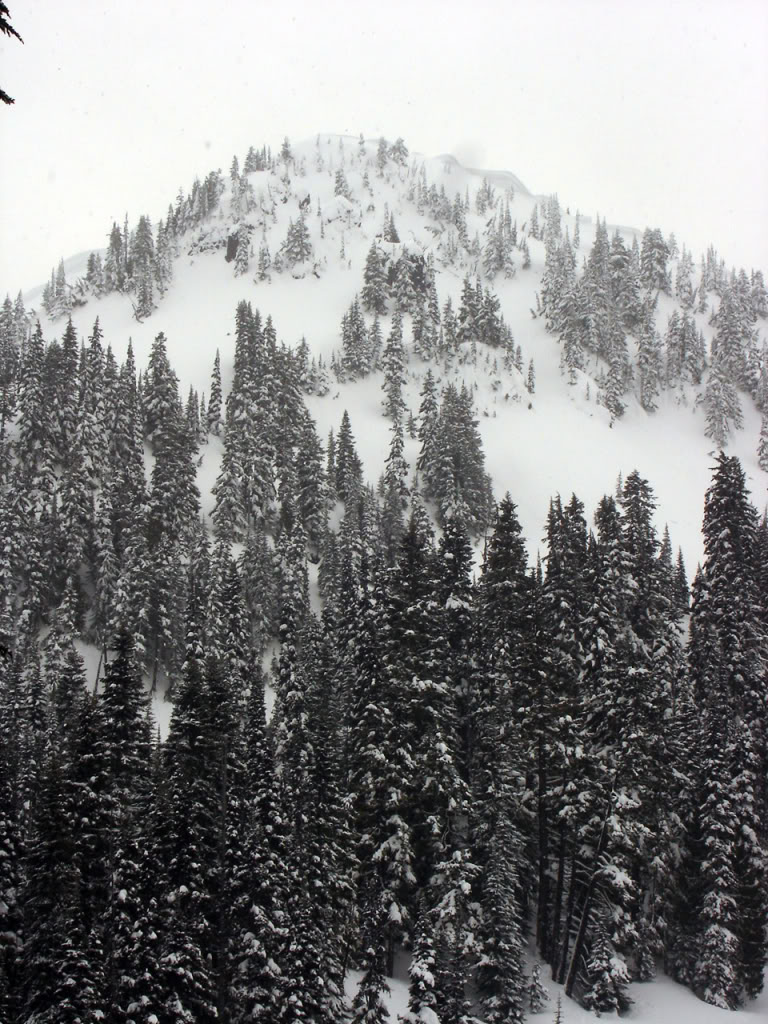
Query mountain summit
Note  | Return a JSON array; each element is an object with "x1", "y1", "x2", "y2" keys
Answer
[{"x1": 16, "y1": 132, "x2": 768, "y2": 568}]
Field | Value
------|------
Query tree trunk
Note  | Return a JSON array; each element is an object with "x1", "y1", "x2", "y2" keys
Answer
[
  {"x1": 564, "y1": 793, "x2": 613, "y2": 998},
  {"x1": 536, "y1": 743, "x2": 551, "y2": 961},
  {"x1": 556, "y1": 845, "x2": 578, "y2": 984},
  {"x1": 549, "y1": 820, "x2": 567, "y2": 976}
]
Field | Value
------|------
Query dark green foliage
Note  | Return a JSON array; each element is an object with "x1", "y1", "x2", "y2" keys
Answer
[
  {"x1": 483, "y1": 205, "x2": 516, "y2": 280},
  {"x1": 711, "y1": 282, "x2": 757, "y2": 390},
  {"x1": 341, "y1": 296, "x2": 373, "y2": 379},
  {"x1": 581, "y1": 912, "x2": 632, "y2": 1015},
  {"x1": 420, "y1": 383, "x2": 494, "y2": 533},
  {"x1": 386, "y1": 507, "x2": 466, "y2": 886},
  {"x1": 282, "y1": 213, "x2": 313, "y2": 267},
  {"x1": 477, "y1": 811, "x2": 526, "y2": 1024},
  {"x1": 673, "y1": 453, "x2": 768, "y2": 1009},
  {"x1": 335, "y1": 409, "x2": 363, "y2": 503},
  {"x1": 362, "y1": 243, "x2": 389, "y2": 315},
  {"x1": 20, "y1": 738, "x2": 106, "y2": 1022},
  {"x1": 207, "y1": 348, "x2": 223, "y2": 435},
  {"x1": 665, "y1": 310, "x2": 706, "y2": 385},
  {"x1": 456, "y1": 276, "x2": 512, "y2": 349},
  {"x1": 526, "y1": 961, "x2": 549, "y2": 1014},
  {"x1": 381, "y1": 312, "x2": 406, "y2": 421},
  {"x1": 640, "y1": 227, "x2": 671, "y2": 293},
  {"x1": 406, "y1": 902, "x2": 440, "y2": 1019},
  {"x1": 132, "y1": 215, "x2": 156, "y2": 319},
  {"x1": 351, "y1": 938, "x2": 390, "y2": 1024},
  {"x1": 703, "y1": 355, "x2": 743, "y2": 447}
]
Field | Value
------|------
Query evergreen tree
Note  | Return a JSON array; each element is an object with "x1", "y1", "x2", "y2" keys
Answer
[
  {"x1": 376, "y1": 137, "x2": 389, "y2": 175},
  {"x1": 132, "y1": 215, "x2": 156, "y2": 319},
  {"x1": 637, "y1": 320, "x2": 663, "y2": 412},
  {"x1": 335, "y1": 410, "x2": 364, "y2": 503},
  {"x1": 673, "y1": 453, "x2": 768, "y2": 1008},
  {"x1": 334, "y1": 167, "x2": 352, "y2": 200},
  {"x1": 389, "y1": 507, "x2": 466, "y2": 884},
  {"x1": 581, "y1": 911, "x2": 632, "y2": 1015},
  {"x1": 422, "y1": 384, "x2": 494, "y2": 533},
  {"x1": 352, "y1": 933, "x2": 390, "y2": 1024},
  {"x1": 526, "y1": 961, "x2": 549, "y2": 1014},
  {"x1": 295, "y1": 410, "x2": 328, "y2": 557},
  {"x1": 257, "y1": 238, "x2": 272, "y2": 281},
  {"x1": 0, "y1": 650, "x2": 23, "y2": 1018},
  {"x1": 229, "y1": 669, "x2": 288, "y2": 1022},
  {"x1": 471, "y1": 494, "x2": 534, "y2": 924},
  {"x1": 207, "y1": 348, "x2": 223, "y2": 435},
  {"x1": 382, "y1": 312, "x2": 406, "y2": 420},
  {"x1": 362, "y1": 243, "x2": 389, "y2": 315},
  {"x1": 212, "y1": 432, "x2": 247, "y2": 544},
  {"x1": 602, "y1": 317, "x2": 630, "y2": 421},
  {"x1": 536, "y1": 498, "x2": 589, "y2": 968},
  {"x1": 143, "y1": 331, "x2": 181, "y2": 447},
  {"x1": 476, "y1": 807, "x2": 527, "y2": 1024},
  {"x1": 156, "y1": 631, "x2": 226, "y2": 1023},
  {"x1": 404, "y1": 902, "x2": 440, "y2": 1020},
  {"x1": 0, "y1": 297, "x2": 19, "y2": 440},
  {"x1": 146, "y1": 390, "x2": 200, "y2": 548},
  {"x1": 702, "y1": 356, "x2": 743, "y2": 448},
  {"x1": 282, "y1": 213, "x2": 313, "y2": 267},
  {"x1": 341, "y1": 297, "x2": 372, "y2": 379},
  {"x1": 758, "y1": 411, "x2": 768, "y2": 471},
  {"x1": 234, "y1": 224, "x2": 251, "y2": 277},
  {"x1": 15, "y1": 321, "x2": 55, "y2": 496},
  {"x1": 416, "y1": 370, "x2": 440, "y2": 475},
  {"x1": 640, "y1": 227, "x2": 671, "y2": 293},
  {"x1": 392, "y1": 250, "x2": 418, "y2": 314},
  {"x1": 711, "y1": 283, "x2": 756, "y2": 389},
  {"x1": 347, "y1": 552, "x2": 416, "y2": 974},
  {"x1": 675, "y1": 245, "x2": 695, "y2": 308},
  {"x1": 103, "y1": 222, "x2": 126, "y2": 292},
  {"x1": 154, "y1": 218, "x2": 175, "y2": 296},
  {"x1": 390, "y1": 137, "x2": 409, "y2": 166},
  {"x1": 20, "y1": 737, "x2": 106, "y2": 1023},
  {"x1": 97, "y1": 630, "x2": 156, "y2": 1016}
]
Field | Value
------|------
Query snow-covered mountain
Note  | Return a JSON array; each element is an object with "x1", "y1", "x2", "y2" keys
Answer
[
  {"x1": 3, "y1": 133, "x2": 767, "y2": 1023},
  {"x1": 23, "y1": 133, "x2": 767, "y2": 573}
]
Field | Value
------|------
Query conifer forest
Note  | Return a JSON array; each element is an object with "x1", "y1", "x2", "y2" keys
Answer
[{"x1": 0, "y1": 134, "x2": 766, "y2": 1022}]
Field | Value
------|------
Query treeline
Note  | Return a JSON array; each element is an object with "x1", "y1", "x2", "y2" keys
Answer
[{"x1": 0, "y1": 305, "x2": 766, "y2": 1021}]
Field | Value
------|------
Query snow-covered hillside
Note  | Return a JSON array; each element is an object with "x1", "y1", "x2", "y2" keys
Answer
[
  {"x1": 25, "y1": 133, "x2": 767, "y2": 574},
  {"x1": 4, "y1": 133, "x2": 768, "y2": 1023}
]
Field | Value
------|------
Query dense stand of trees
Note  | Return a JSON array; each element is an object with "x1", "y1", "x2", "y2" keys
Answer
[
  {"x1": 0, "y1": 295, "x2": 766, "y2": 1021},
  {"x1": 2, "y1": 134, "x2": 768, "y2": 1020},
  {"x1": 538, "y1": 205, "x2": 768, "y2": 460}
]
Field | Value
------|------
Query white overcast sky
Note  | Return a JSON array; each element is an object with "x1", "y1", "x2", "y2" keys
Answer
[{"x1": 1, "y1": 0, "x2": 766, "y2": 293}]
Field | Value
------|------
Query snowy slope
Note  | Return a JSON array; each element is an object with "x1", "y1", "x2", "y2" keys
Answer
[
  {"x1": 346, "y1": 950, "x2": 768, "y2": 1023},
  {"x1": 33, "y1": 133, "x2": 767, "y2": 577}
]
